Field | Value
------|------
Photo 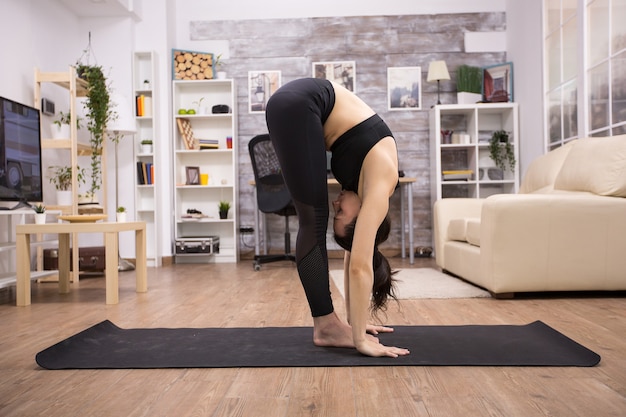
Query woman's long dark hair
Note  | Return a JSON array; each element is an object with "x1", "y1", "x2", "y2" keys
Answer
[{"x1": 333, "y1": 213, "x2": 398, "y2": 313}]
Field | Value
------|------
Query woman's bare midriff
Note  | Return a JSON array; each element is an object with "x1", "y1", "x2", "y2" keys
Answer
[{"x1": 323, "y1": 81, "x2": 376, "y2": 150}]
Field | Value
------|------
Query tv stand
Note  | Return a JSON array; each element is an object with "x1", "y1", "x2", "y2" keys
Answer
[
  {"x1": 0, "y1": 199, "x2": 34, "y2": 211},
  {"x1": 0, "y1": 210, "x2": 61, "y2": 291}
]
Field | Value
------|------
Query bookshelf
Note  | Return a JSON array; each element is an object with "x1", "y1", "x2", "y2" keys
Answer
[
  {"x1": 172, "y1": 79, "x2": 238, "y2": 263},
  {"x1": 429, "y1": 103, "x2": 520, "y2": 203},
  {"x1": 132, "y1": 51, "x2": 161, "y2": 266}
]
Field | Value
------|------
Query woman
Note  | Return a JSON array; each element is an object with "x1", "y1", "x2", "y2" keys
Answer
[{"x1": 265, "y1": 78, "x2": 409, "y2": 358}]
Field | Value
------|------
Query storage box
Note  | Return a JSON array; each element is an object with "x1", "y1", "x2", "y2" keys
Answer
[
  {"x1": 175, "y1": 237, "x2": 220, "y2": 255},
  {"x1": 44, "y1": 246, "x2": 106, "y2": 272}
]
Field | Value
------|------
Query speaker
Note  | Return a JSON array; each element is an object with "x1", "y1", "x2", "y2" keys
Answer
[
  {"x1": 41, "y1": 98, "x2": 55, "y2": 116},
  {"x1": 212, "y1": 104, "x2": 230, "y2": 114}
]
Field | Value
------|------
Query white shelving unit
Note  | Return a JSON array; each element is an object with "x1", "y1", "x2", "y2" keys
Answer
[
  {"x1": 172, "y1": 79, "x2": 238, "y2": 263},
  {"x1": 132, "y1": 51, "x2": 161, "y2": 267},
  {"x1": 429, "y1": 103, "x2": 520, "y2": 203},
  {"x1": 0, "y1": 210, "x2": 60, "y2": 288}
]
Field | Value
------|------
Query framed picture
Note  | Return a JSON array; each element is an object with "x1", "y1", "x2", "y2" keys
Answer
[
  {"x1": 312, "y1": 61, "x2": 355, "y2": 92},
  {"x1": 387, "y1": 67, "x2": 422, "y2": 110},
  {"x1": 482, "y1": 62, "x2": 514, "y2": 102},
  {"x1": 249, "y1": 70, "x2": 281, "y2": 113},
  {"x1": 185, "y1": 166, "x2": 200, "y2": 185},
  {"x1": 172, "y1": 49, "x2": 214, "y2": 80}
]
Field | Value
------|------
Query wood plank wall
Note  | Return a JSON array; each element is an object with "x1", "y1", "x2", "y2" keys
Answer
[{"x1": 190, "y1": 13, "x2": 506, "y2": 254}]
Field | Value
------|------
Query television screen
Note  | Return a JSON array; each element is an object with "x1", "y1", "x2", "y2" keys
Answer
[{"x1": 0, "y1": 96, "x2": 43, "y2": 209}]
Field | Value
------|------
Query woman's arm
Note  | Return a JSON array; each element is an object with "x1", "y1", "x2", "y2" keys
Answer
[
  {"x1": 343, "y1": 250, "x2": 351, "y2": 322},
  {"x1": 348, "y1": 189, "x2": 408, "y2": 357}
]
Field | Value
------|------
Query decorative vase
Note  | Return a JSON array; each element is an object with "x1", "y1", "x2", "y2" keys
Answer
[
  {"x1": 116, "y1": 212, "x2": 127, "y2": 222},
  {"x1": 457, "y1": 92, "x2": 482, "y2": 105},
  {"x1": 56, "y1": 190, "x2": 72, "y2": 206},
  {"x1": 216, "y1": 71, "x2": 227, "y2": 80},
  {"x1": 35, "y1": 213, "x2": 46, "y2": 224}
]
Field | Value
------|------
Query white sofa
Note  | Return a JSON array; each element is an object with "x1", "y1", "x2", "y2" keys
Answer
[{"x1": 433, "y1": 135, "x2": 626, "y2": 297}]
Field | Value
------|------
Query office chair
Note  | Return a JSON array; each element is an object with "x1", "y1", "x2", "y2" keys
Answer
[{"x1": 248, "y1": 134, "x2": 297, "y2": 271}]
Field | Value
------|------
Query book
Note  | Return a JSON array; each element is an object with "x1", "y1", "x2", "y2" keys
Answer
[{"x1": 442, "y1": 169, "x2": 473, "y2": 181}]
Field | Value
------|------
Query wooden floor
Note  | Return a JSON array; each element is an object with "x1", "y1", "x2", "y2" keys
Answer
[{"x1": 0, "y1": 257, "x2": 625, "y2": 417}]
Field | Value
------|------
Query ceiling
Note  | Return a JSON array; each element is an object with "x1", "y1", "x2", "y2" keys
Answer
[{"x1": 59, "y1": 0, "x2": 142, "y2": 20}]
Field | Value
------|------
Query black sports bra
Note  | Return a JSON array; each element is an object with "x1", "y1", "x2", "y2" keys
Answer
[{"x1": 330, "y1": 114, "x2": 394, "y2": 192}]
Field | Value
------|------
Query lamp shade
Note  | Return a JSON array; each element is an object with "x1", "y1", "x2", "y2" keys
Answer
[
  {"x1": 106, "y1": 92, "x2": 136, "y2": 134},
  {"x1": 427, "y1": 61, "x2": 451, "y2": 82}
]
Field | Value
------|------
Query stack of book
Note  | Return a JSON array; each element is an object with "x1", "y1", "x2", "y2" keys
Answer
[
  {"x1": 198, "y1": 138, "x2": 219, "y2": 150},
  {"x1": 442, "y1": 169, "x2": 473, "y2": 181},
  {"x1": 135, "y1": 95, "x2": 152, "y2": 117},
  {"x1": 137, "y1": 162, "x2": 155, "y2": 185}
]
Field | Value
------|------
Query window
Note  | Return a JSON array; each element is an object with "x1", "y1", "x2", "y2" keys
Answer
[
  {"x1": 544, "y1": 0, "x2": 578, "y2": 150},
  {"x1": 543, "y1": 0, "x2": 626, "y2": 149},
  {"x1": 587, "y1": 0, "x2": 626, "y2": 136}
]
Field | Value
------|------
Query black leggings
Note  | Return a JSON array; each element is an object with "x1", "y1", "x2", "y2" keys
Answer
[{"x1": 265, "y1": 79, "x2": 335, "y2": 317}]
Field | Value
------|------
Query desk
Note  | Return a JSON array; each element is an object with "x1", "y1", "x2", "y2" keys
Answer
[
  {"x1": 15, "y1": 221, "x2": 147, "y2": 306},
  {"x1": 252, "y1": 177, "x2": 416, "y2": 264}
]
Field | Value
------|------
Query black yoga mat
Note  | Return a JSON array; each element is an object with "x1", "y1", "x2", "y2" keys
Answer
[{"x1": 36, "y1": 320, "x2": 600, "y2": 369}]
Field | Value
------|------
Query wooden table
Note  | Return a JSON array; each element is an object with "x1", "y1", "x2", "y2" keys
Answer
[{"x1": 15, "y1": 221, "x2": 147, "y2": 306}]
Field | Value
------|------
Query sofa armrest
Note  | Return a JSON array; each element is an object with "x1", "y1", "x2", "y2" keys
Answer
[
  {"x1": 480, "y1": 193, "x2": 626, "y2": 291},
  {"x1": 433, "y1": 198, "x2": 484, "y2": 268}
]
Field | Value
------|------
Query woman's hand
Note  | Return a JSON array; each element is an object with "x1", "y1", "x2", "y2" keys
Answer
[
  {"x1": 366, "y1": 324, "x2": 394, "y2": 335},
  {"x1": 356, "y1": 339, "x2": 410, "y2": 358}
]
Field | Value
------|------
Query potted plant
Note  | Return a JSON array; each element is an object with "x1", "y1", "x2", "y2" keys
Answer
[
  {"x1": 214, "y1": 54, "x2": 227, "y2": 79},
  {"x1": 32, "y1": 204, "x2": 46, "y2": 224},
  {"x1": 140, "y1": 139, "x2": 153, "y2": 153},
  {"x1": 193, "y1": 97, "x2": 207, "y2": 114},
  {"x1": 488, "y1": 130, "x2": 516, "y2": 174},
  {"x1": 143, "y1": 79, "x2": 151, "y2": 90},
  {"x1": 51, "y1": 111, "x2": 82, "y2": 139},
  {"x1": 116, "y1": 206, "x2": 127, "y2": 222},
  {"x1": 456, "y1": 65, "x2": 483, "y2": 104},
  {"x1": 76, "y1": 63, "x2": 117, "y2": 203},
  {"x1": 218, "y1": 201, "x2": 231, "y2": 219},
  {"x1": 48, "y1": 165, "x2": 85, "y2": 206}
]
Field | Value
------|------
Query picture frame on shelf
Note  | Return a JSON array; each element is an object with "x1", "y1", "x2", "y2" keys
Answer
[
  {"x1": 248, "y1": 71, "x2": 281, "y2": 113},
  {"x1": 312, "y1": 61, "x2": 355, "y2": 92},
  {"x1": 185, "y1": 166, "x2": 200, "y2": 185},
  {"x1": 387, "y1": 66, "x2": 422, "y2": 110},
  {"x1": 482, "y1": 62, "x2": 514, "y2": 103}
]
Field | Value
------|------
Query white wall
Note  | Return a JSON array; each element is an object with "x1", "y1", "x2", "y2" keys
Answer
[{"x1": 506, "y1": 0, "x2": 544, "y2": 178}]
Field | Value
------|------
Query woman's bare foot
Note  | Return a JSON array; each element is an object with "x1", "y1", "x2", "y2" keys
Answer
[{"x1": 312, "y1": 312, "x2": 378, "y2": 348}]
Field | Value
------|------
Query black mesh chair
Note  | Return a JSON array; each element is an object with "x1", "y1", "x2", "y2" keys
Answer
[{"x1": 248, "y1": 134, "x2": 297, "y2": 271}]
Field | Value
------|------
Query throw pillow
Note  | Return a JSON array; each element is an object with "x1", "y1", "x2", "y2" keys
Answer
[{"x1": 554, "y1": 135, "x2": 626, "y2": 197}]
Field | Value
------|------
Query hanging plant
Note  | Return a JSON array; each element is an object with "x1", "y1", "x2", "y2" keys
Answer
[
  {"x1": 488, "y1": 130, "x2": 516, "y2": 172},
  {"x1": 76, "y1": 63, "x2": 118, "y2": 200}
]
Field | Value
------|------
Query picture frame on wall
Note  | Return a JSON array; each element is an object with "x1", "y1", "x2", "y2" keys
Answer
[
  {"x1": 387, "y1": 66, "x2": 422, "y2": 110},
  {"x1": 185, "y1": 166, "x2": 200, "y2": 185},
  {"x1": 312, "y1": 61, "x2": 356, "y2": 92},
  {"x1": 249, "y1": 70, "x2": 281, "y2": 113},
  {"x1": 482, "y1": 62, "x2": 514, "y2": 103}
]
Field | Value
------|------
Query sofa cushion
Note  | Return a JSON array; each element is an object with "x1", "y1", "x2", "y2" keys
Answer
[
  {"x1": 554, "y1": 135, "x2": 626, "y2": 197},
  {"x1": 519, "y1": 141, "x2": 575, "y2": 194},
  {"x1": 466, "y1": 218, "x2": 481, "y2": 247},
  {"x1": 447, "y1": 217, "x2": 481, "y2": 246},
  {"x1": 448, "y1": 218, "x2": 468, "y2": 242}
]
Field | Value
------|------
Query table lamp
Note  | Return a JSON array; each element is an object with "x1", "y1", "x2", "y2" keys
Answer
[{"x1": 427, "y1": 61, "x2": 450, "y2": 106}]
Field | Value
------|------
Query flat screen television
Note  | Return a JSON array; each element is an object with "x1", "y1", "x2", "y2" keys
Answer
[{"x1": 0, "y1": 96, "x2": 43, "y2": 210}]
